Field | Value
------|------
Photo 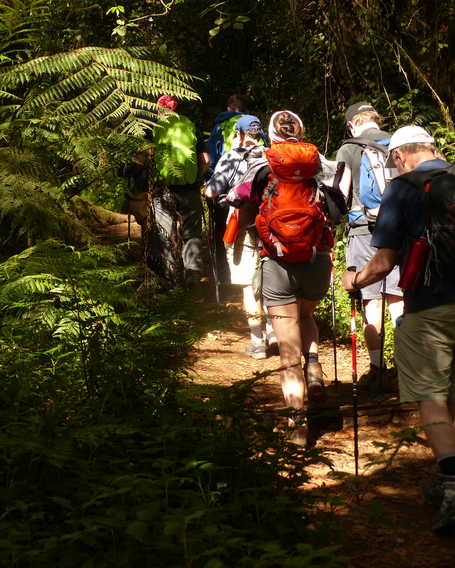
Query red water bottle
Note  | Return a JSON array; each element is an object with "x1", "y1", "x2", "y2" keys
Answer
[
  {"x1": 223, "y1": 213, "x2": 238, "y2": 244},
  {"x1": 399, "y1": 236, "x2": 430, "y2": 291}
]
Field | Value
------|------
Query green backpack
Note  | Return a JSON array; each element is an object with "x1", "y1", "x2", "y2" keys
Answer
[
  {"x1": 219, "y1": 114, "x2": 244, "y2": 155},
  {"x1": 154, "y1": 114, "x2": 198, "y2": 185}
]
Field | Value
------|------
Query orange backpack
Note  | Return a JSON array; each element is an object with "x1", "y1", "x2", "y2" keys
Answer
[{"x1": 255, "y1": 141, "x2": 332, "y2": 263}]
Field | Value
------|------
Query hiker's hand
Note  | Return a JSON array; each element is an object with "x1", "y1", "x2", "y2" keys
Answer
[
  {"x1": 342, "y1": 270, "x2": 359, "y2": 292},
  {"x1": 204, "y1": 186, "x2": 216, "y2": 199}
]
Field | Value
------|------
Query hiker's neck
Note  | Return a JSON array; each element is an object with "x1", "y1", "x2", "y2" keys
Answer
[{"x1": 350, "y1": 122, "x2": 380, "y2": 138}]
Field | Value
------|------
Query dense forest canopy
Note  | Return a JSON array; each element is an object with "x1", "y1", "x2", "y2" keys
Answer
[{"x1": 0, "y1": 0, "x2": 453, "y2": 250}]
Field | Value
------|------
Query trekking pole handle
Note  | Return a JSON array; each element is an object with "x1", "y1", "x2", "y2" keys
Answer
[{"x1": 347, "y1": 266, "x2": 362, "y2": 301}]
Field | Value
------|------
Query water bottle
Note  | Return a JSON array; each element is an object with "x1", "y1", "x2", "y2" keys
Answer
[
  {"x1": 223, "y1": 213, "x2": 239, "y2": 244},
  {"x1": 398, "y1": 236, "x2": 430, "y2": 291}
]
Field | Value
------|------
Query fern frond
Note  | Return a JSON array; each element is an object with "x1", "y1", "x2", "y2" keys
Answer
[
  {"x1": 0, "y1": 0, "x2": 49, "y2": 58},
  {"x1": 55, "y1": 75, "x2": 116, "y2": 115},
  {"x1": 0, "y1": 147, "x2": 56, "y2": 182},
  {"x1": 24, "y1": 64, "x2": 107, "y2": 111},
  {"x1": 0, "y1": 273, "x2": 59, "y2": 306},
  {"x1": 0, "y1": 178, "x2": 86, "y2": 243},
  {"x1": 0, "y1": 89, "x2": 21, "y2": 102},
  {"x1": 0, "y1": 46, "x2": 200, "y2": 134},
  {"x1": 0, "y1": 50, "x2": 89, "y2": 89}
]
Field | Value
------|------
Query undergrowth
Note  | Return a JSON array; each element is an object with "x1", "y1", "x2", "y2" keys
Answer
[
  {"x1": 315, "y1": 236, "x2": 396, "y2": 367},
  {"x1": 0, "y1": 239, "x2": 346, "y2": 568}
]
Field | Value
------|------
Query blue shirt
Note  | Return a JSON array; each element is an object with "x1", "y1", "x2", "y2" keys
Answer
[{"x1": 372, "y1": 158, "x2": 455, "y2": 313}]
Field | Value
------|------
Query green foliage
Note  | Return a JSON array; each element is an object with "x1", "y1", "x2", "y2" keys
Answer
[
  {"x1": 154, "y1": 113, "x2": 198, "y2": 185},
  {"x1": 0, "y1": 170, "x2": 86, "y2": 245},
  {"x1": 0, "y1": 239, "x2": 347, "y2": 567},
  {"x1": 431, "y1": 122, "x2": 455, "y2": 162},
  {"x1": 0, "y1": 46, "x2": 200, "y2": 135},
  {"x1": 0, "y1": 42, "x2": 203, "y2": 249},
  {"x1": 0, "y1": 0, "x2": 49, "y2": 61},
  {"x1": 315, "y1": 234, "x2": 395, "y2": 366}
]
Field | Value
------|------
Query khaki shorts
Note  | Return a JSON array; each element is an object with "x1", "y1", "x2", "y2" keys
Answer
[
  {"x1": 395, "y1": 303, "x2": 455, "y2": 403},
  {"x1": 225, "y1": 229, "x2": 260, "y2": 286}
]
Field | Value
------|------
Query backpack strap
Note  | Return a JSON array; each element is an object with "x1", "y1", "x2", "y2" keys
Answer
[
  {"x1": 399, "y1": 167, "x2": 452, "y2": 189},
  {"x1": 343, "y1": 137, "x2": 389, "y2": 154}
]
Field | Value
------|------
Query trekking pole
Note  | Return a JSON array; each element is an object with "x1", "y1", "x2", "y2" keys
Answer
[
  {"x1": 378, "y1": 278, "x2": 387, "y2": 391},
  {"x1": 347, "y1": 266, "x2": 361, "y2": 476},
  {"x1": 330, "y1": 266, "x2": 339, "y2": 385},
  {"x1": 205, "y1": 198, "x2": 221, "y2": 304}
]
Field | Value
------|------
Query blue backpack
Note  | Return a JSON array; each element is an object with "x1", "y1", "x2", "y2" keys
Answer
[
  {"x1": 206, "y1": 111, "x2": 244, "y2": 176},
  {"x1": 344, "y1": 137, "x2": 396, "y2": 225}
]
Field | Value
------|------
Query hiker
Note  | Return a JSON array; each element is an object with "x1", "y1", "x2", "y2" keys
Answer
[
  {"x1": 206, "y1": 94, "x2": 250, "y2": 176},
  {"x1": 205, "y1": 94, "x2": 250, "y2": 286},
  {"x1": 342, "y1": 125, "x2": 455, "y2": 533},
  {"x1": 256, "y1": 110, "x2": 334, "y2": 446},
  {"x1": 128, "y1": 95, "x2": 207, "y2": 287},
  {"x1": 337, "y1": 102, "x2": 404, "y2": 391},
  {"x1": 205, "y1": 114, "x2": 277, "y2": 359}
]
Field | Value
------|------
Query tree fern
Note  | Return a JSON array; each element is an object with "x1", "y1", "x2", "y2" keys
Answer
[{"x1": 0, "y1": 46, "x2": 200, "y2": 134}]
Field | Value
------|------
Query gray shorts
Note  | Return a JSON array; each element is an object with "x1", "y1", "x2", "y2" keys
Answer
[
  {"x1": 347, "y1": 233, "x2": 402, "y2": 300},
  {"x1": 262, "y1": 253, "x2": 332, "y2": 307}
]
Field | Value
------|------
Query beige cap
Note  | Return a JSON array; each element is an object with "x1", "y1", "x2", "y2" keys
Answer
[{"x1": 385, "y1": 125, "x2": 434, "y2": 167}]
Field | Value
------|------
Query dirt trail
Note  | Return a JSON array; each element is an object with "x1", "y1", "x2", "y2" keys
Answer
[{"x1": 187, "y1": 295, "x2": 455, "y2": 568}]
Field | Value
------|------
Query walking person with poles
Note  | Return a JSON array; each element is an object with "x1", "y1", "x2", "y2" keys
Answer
[
  {"x1": 255, "y1": 111, "x2": 334, "y2": 446},
  {"x1": 342, "y1": 125, "x2": 455, "y2": 533},
  {"x1": 337, "y1": 102, "x2": 404, "y2": 392}
]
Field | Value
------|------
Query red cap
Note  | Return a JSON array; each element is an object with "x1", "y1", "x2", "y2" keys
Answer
[{"x1": 156, "y1": 95, "x2": 178, "y2": 111}]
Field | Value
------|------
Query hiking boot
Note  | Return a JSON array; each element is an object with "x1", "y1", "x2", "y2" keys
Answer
[
  {"x1": 245, "y1": 342, "x2": 267, "y2": 360},
  {"x1": 288, "y1": 413, "x2": 308, "y2": 448},
  {"x1": 432, "y1": 477, "x2": 455, "y2": 533},
  {"x1": 304, "y1": 362, "x2": 325, "y2": 401},
  {"x1": 358, "y1": 365, "x2": 386, "y2": 393}
]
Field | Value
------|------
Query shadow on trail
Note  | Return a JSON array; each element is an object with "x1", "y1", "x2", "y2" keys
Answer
[
  {"x1": 249, "y1": 371, "x2": 418, "y2": 450},
  {"x1": 303, "y1": 452, "x2": 455, "y2": 568}
]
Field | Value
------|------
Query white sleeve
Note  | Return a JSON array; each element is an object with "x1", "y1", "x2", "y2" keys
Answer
[{"x1": 205, "y1": 151, "x2": 241, "y2": 196}]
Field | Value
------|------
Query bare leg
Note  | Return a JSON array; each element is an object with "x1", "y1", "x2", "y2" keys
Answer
[
  {"x1": 242, "y1": 285, "x2": 263, "y2": 331},
  {"x1": 267, "y1": 302, "x2": 305, "y2": 410},
  {"x1": 363, "y1": 298, "x2": 382, "y2": 352},
  {"x1": 420, "y1": 400, "x2": 455, "y2": 460},
  {"x1": 364, "y1": 294, "x2": 403, "y2": 350},
  {"x1": 298, "y1": 298, "x2": 321, "y2": 355},
  {"x1": 386, "y1": 294, "x2": 404, "y2": 327}
]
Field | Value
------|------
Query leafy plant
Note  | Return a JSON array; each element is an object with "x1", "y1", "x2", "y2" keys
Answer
[
  {"x1": 0, "y1": 46, "x2": 200, "y2": 135},
  {"x1": 0, "y1": 0, "x2": 49, "y2": 61},
  {"x1": 0, "y1": 238, "x2": 347, "y2": 567}
]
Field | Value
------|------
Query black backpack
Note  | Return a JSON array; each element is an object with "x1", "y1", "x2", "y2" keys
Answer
[{"x1": 401, "y1": 165, "x2": 455, "y2": 280}]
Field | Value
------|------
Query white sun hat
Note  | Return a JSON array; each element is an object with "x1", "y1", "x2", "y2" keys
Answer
[{"x1": 385, "y1": 125, "x2": 435, "y2": 167}]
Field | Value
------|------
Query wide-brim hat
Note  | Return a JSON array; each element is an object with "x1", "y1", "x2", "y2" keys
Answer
[{"x1": 385, "y1": 125, "x2": 435, "y2": 167}]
